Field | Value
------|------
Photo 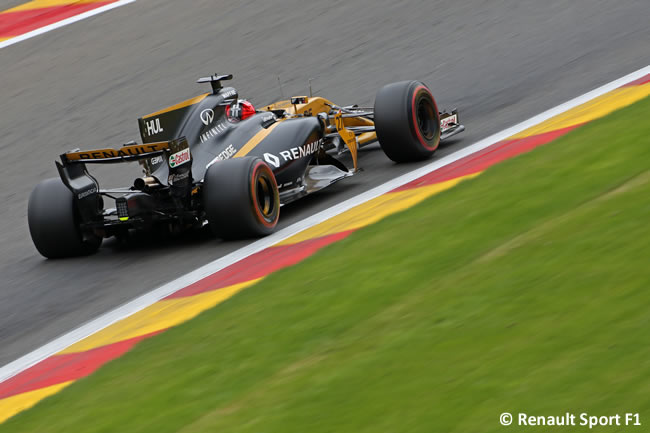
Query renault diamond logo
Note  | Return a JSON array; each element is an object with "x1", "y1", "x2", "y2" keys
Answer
[
  {"x1": 200, "y1": 109, "x2": 215, "y2": 126},
  {"x1": 264, "y1": 152, "x2": 280, "y2": 168}
]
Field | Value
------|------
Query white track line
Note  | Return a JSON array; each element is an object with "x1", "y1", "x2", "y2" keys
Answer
[
  {"x1": 1, "y1": 64, "x2": 649, "y2": 385},
  {"x1": 0, "y1": 0, "x2": 136, "y2": 50}
]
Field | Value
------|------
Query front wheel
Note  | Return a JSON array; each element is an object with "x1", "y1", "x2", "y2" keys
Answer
[
  {"x1": 28, "y1": 178, "x2": 102, "y2": 258},
  {"x1": 203, "y1": 157, "x2": 280, "y2": 239},
  {"x1": 374, "y1": 80, "x2": 441, "y2": 162}
]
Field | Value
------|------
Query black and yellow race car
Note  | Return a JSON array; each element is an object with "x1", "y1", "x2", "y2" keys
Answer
[{"x1": 27, "y1": 74, "x2": 464, "y2": 258}]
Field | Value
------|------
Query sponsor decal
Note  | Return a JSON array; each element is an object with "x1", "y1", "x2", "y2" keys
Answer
[
  {"x1": 200, "y1": 108, "x2": 215, "y2": 126},
  {"x1": 263, "y1": 139, "x2": 322, "y2": 167},
  {"x1": 168, "y1": 171, "x2": 190, "y2": 184},
  {"x1": 145, "y1": 118, "x2": 164, "y2": 136},
  {"x1": 221, "y1": 89, "x2": 237, "y2": 99},
  {"x1": 150, "y1": 155, "x2": 163, "y2": 165},
  {"x1": 200, "y1": 121, "x2": 228, "y2": 143},
  {"x1": 169, "y1": 148, "x2": 191, "y2": 168},
  {"x1": 206, "y1": 144, "x2": 236, "y2": 169},
  {"x1": 70, "y1": 143, "x2": 168, "y2": 160},
  {"x1": 78, "y1": 186, "x2": 98, "y2": 199},
  {"x1": 440, "y1": 114, "x2": 458, "y2": 132},
  {"x1": 264, "y1": 152, "x2": 280, "y2": 167},
  {"x1": 279, "y1": 138, "x2": 322, "y2": 162},
  {"x1": 216, "y1": 144, "x2": 236, "y2": 161}
]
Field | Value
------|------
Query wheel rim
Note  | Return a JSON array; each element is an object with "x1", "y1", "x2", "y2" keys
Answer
[
  {"x1": 416, "y1": 95, "x2": 436, "y2": 141},
  {"x1": 253, "y1": 167, "x2": 277, "y2": 224}
]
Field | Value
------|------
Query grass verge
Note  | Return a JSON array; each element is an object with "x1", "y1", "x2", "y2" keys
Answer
[{"x1": 3, "y1": 96, "x2": 650, "y2": 432}]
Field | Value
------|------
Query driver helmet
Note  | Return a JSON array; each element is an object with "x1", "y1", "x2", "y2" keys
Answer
[{"x1": 227, "y1": 99, "x2": 256, "y2": 122}]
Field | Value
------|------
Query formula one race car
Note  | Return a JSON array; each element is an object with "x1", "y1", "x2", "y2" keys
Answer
[{"x1": 28, "y1": 74, "x2": 464, "y2": 258}]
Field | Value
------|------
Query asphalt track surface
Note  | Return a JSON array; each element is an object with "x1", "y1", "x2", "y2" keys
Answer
[{"x1": 0, "y1": 0, "x2": 649, "y2": 367}]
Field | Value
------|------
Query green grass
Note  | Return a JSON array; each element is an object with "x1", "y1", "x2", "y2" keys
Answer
[{"x1": 3, "y1": 96, "x2": 650, "y2": 433}]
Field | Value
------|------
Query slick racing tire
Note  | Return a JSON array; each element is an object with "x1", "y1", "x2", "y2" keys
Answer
[
  {"x1": 203, "y1": 156, "x2": 280, "y2": 239},
  {"x1": 374, "y1": 80, "x2": 441, "y2": 162},
  {"x1": 28, "y1": 178, "x2": 102, "y2": 258}
]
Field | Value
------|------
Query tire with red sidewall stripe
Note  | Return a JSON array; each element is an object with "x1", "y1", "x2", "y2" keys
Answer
[
  {"x1": 374, "y1": 80, "x2": 441, "y2": 162},
  {"x1": 203, "y1": 156, "x2": 280, "y2": 239}
]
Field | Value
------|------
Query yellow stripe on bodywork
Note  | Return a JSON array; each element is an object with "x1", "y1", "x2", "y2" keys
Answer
[
  {"x1": 143, "y1": 93, "x2": 209, "y2": 119},
  {"x1": 233, "y1": 122, "x2": 281, "y2": 158},
  {"x1": 59, "y1": 279, "x2": 260, "y2": 354},
  {"x1": 278, "y1": 173, "x2": 480, "y2": 245},
  {"x1": 511, "y1": 84, "x2": 650, "y2": 139},
  {"x1": 0, "y1": 381, "x2": 73, "y2": 423}
]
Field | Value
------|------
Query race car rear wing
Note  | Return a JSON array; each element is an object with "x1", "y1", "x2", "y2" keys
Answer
[
  {"x1": 56, "y1": 138, "x2": 192, "y2": 222},
  {"x1": 60, "y1": 140, "x2": 172, "y2": 164}
]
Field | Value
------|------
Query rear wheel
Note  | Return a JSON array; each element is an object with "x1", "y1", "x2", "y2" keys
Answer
[
  {"x1": 28, "y1": 178, "x2": 102, "y2": 258},
  {"x1": 374, "y1": 80, "x2": 441, "y2": 162},
  {"x1": 203, "y1": 157, "x2": 280, "y2": 239}
]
